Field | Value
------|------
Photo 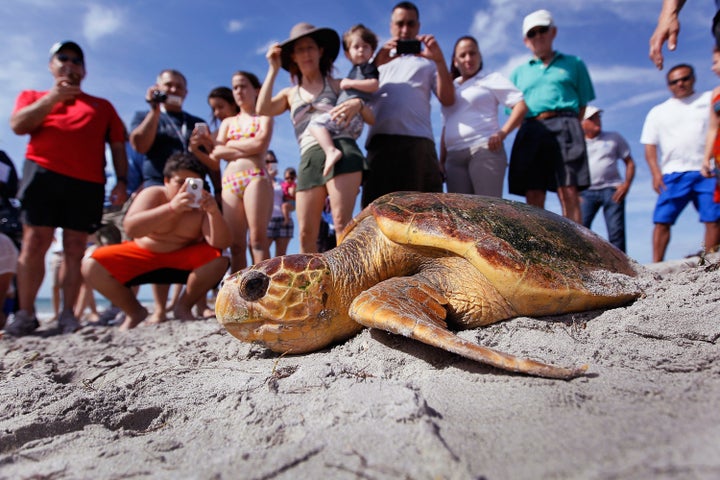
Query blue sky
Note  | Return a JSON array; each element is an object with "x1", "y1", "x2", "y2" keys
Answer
[{"x1": 0, "y1": 0, "x2": 718, "y2": 276}]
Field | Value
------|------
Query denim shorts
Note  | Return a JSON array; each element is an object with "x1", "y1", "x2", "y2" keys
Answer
[{"x1": 653, "y1": 170, "x2": 720, "y2": 224}]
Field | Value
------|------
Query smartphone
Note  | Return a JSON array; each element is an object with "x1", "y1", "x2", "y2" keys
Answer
[
  {"x1": 185, "y1": 178, "x2": 204, "y2": 208},
  {"x1": 195, "y1": 122, "x2": 209, "y2": 135},
  {"x1": 396, "y1": 39, "x2": 422, "y2": 55}
]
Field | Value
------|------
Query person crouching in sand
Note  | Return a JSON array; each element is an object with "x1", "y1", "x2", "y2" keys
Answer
[{"x1": 82, "y1": 152, "x2": 231, "y2": 330}]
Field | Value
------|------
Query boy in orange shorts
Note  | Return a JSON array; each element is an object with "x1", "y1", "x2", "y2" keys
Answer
[{"x1": 82, "y1": 152, "x2": 231, "y2": 330}]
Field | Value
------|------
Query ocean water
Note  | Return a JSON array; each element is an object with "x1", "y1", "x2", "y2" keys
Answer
[{"x1": 33, "y1": 296, "x2": 112, "y2": 318}]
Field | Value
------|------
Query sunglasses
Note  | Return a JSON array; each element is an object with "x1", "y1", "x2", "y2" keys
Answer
[
  {"x1": 668, "y1": 74, "x2": 693, "y2": 86},
  {"x1": 526, "y1": 26, "x2": 550, "y2": 39},
  {"x1": 266, "y1": 160, "x2": 278, "y2": 164},
  {"x1": 56, "y1": 53, "x2": 83, "y2": 66}
]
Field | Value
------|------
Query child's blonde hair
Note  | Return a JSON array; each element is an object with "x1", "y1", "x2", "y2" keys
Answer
[{"x1": 342, "y1": 24, "x2": 378, "y2": 52}]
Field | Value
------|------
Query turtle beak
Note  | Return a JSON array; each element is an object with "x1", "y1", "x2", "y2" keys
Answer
[{"x1": 215, "y1": 272, "x2": 252, "y2": 326}]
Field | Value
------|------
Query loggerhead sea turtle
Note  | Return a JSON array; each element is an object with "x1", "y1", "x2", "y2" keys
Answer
[{"x1": 215, "y1": 192, "x2": 641, "y2": 379}]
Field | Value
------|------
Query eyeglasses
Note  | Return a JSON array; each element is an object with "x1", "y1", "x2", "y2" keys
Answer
[
  {"x1": 526, "y1": 26, "x2": 550, "y2": 39},
  {"x1": 668, "y1": 74, "x2": 693, "y2": 86},
  {"x1": 56, "y1": 53, "x2": 83, "y2": 66}
]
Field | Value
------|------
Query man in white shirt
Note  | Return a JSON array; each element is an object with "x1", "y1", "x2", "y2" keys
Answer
[
  {"x1": 580, "y1": 106, "x2": 635, "y2": 252},
  {"x1": 640, "y1": 63, "x2": 719, "y2": 261}
]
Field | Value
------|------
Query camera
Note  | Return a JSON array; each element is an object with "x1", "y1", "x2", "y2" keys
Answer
[
  {"x1": 150, "y1": 90, "x2": 168, "y2": 104},
  {"x1": 396, "y1": 39, "x2": 422, "y2": 55},
  {"x1": 185, "y1": 178, "x2": 204, "y2": 208}
]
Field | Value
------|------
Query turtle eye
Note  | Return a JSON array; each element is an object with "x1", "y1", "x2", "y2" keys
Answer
[{"x1": 239, "y1": 270, "x2": 270, "y2": 302}]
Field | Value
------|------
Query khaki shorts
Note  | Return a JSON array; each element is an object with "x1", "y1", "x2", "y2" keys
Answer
[{"x1": 296, "y1": 137, "x2": 365, "y2": 191}]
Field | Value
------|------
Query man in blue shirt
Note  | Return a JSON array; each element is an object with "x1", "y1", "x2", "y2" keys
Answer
[{"x1": 508, "y1": 9, "x2": 595, "y2": 224}]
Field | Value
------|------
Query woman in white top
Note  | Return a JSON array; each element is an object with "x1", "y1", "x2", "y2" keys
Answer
[{"x1": 440, "y1": 36, "x2": 528, "y2": 197}]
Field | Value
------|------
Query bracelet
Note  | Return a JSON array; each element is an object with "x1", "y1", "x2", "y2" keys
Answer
[{"x1": 116, "y1": 176, "x2": 127, "y2": 184}]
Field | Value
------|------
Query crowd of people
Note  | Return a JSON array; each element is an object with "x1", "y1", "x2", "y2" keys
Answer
[{"x1": 2, "y1": 1, "x2": 720, "y2": 337}]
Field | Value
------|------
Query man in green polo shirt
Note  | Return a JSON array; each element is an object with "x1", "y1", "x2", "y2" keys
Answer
[{"x1": 508, "y1": 9, "x2": 595, "y2": 224}]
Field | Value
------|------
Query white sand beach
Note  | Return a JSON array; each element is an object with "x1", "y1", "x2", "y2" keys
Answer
[{"x1": 1, "y1": 255, "x2": 719, "y2": 479}]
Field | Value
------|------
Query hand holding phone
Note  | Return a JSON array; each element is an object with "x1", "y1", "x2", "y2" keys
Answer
[
  {"x1": 195, "y1": 122, "x2": 209, "y2": 135},
  {"x1": 185, "y1": 178, "x2": 204, "y2": 208},
  {"x1": 396, "y1": 39, "x2": 422, "y2": 55}
]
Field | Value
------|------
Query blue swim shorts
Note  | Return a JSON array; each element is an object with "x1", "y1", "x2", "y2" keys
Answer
[{"x1": 653, "y1": 171, "x2": 720, "y2": 224}]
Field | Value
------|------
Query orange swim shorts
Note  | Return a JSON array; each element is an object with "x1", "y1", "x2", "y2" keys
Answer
[{"x1": 90, "y1": 241, "x2": 222, "y2": 285}]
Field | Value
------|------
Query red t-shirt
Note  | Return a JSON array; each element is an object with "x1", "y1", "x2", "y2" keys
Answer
[{"x1": 13, "y1": 90, "x2": 127, "y2": 184}]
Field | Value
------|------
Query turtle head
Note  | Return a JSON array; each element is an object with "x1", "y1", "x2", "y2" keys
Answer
[{"x1": 215, "y1": 254, "x2": 362, "y2": 354}]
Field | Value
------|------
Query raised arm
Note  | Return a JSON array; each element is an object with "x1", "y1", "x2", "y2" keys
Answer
[
  {"x1": 256, "y1": 43, "x2": 291, "y2": 117},
  {"x1": 129, "y1": 86, "x2": 162, "y2": 154},
  {"x1": 10, "y1": 77, "x2": 80, "y2": 134},
  {"x1": 418, "y1": 34, "x2": 455, "y2": 106},
  {"x1": 649, "y1": 0, "x2": 687, "y2": 69}
]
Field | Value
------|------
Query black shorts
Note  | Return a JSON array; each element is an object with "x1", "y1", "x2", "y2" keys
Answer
[
  {"x1": 508, "y1": 115, "x2": 590, "y2": 196},
  {"x1": 362, "y1": 134, "x2": 443, "y2": 207},
  {"x1": 19, "y1": 161, "x2": 105, "y2": 233}
]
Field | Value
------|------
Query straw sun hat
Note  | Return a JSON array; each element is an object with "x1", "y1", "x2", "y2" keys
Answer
[{"x1": 279, "y1": 22, "x2": 340, "y2": 72}]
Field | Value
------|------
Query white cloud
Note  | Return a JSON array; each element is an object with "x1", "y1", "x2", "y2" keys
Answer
[
  {"x1": 256, "y1": 40, "x2": 278, "y2": 57},
  {"x1": 495, "y1": 53, "x2": 531, "y2": 78},
  {"x1": 587, "y1": 65, "x2": 663, "y2": 85},
  {"x1": 606, "y1": 90, "x2": 668, "y2": 110},
  {"x1": 83, "y1": 4, "x2": 124, "y2": 44},
  {"x1": 227, "y1": 19, "x2": 245, "y2": 33}
]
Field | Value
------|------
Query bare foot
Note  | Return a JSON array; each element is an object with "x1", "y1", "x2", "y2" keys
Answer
[
  {"x1": 146, "y1": 310, "x2": 168, "y2": 325},
  {"x1": 322, "y1": 147, "x2": 343, "y2": 177},
  {"x1": 118, "y1": 307, "x2": 149, "y2": 331},
  {"x1": 173, "y1": 303, "x2": 197, "y2": 321},
  {"x1": 82, "y1": 312, "x2": 100, "y2": 323},
  {"x1": 198, "y1": 307, "x2": 216, "y2": 319}
]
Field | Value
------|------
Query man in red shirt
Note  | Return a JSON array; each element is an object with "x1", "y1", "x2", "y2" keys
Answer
[{"x1": 6, "y1": 41, "x2": 128, "y2": 336}]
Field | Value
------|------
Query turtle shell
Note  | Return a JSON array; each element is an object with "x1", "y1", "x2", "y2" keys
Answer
[{"x1": 359, "y1": 192, "x2": 639, "y2": 314}]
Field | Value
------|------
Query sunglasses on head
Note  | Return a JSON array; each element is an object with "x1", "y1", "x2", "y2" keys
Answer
[
  {"x1": 668, "y1": 74, "x2": 693, "y2": 86},
  {"x1": 56, "y1": 53, "x2": 83, "y2": 66},
  {"x1": 526, "y1": 25, "x2": 550, "y2": 39}
]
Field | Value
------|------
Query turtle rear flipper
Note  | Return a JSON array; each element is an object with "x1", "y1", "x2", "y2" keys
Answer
[{"x1": 349, "y1": 276, "x2": 587, "y2": 380}]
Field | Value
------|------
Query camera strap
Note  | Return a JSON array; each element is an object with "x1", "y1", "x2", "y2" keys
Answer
[{"x1": 160, "y1": 106, "x2": 188, "y2": 151}]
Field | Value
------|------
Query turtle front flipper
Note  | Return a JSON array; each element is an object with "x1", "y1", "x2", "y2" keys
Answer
[{"x1": 349, "y1": 276, "x2": 587, "y2": 380}]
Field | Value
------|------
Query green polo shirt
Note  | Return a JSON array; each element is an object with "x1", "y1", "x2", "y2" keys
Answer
[{"x1": 510, "y1": 51, "x2": 595, "y2": 118}]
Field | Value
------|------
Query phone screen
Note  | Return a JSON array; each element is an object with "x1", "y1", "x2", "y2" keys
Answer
[{"x1": 397, "y1": 39, "x2": 421, "y2": 55}]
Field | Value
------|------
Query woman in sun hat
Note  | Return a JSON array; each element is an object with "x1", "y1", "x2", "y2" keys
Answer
[{"x1": 257, "y1": 22, "x2": 369, "y2": 253}]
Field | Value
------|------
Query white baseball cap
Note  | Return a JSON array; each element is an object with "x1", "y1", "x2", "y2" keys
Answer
[
  {"x1": 583, "y1": 105, "x2": 603, "y2": 120},
  {"x1": 523, "y1": 9, "x2": 554, "y2": 37}
]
